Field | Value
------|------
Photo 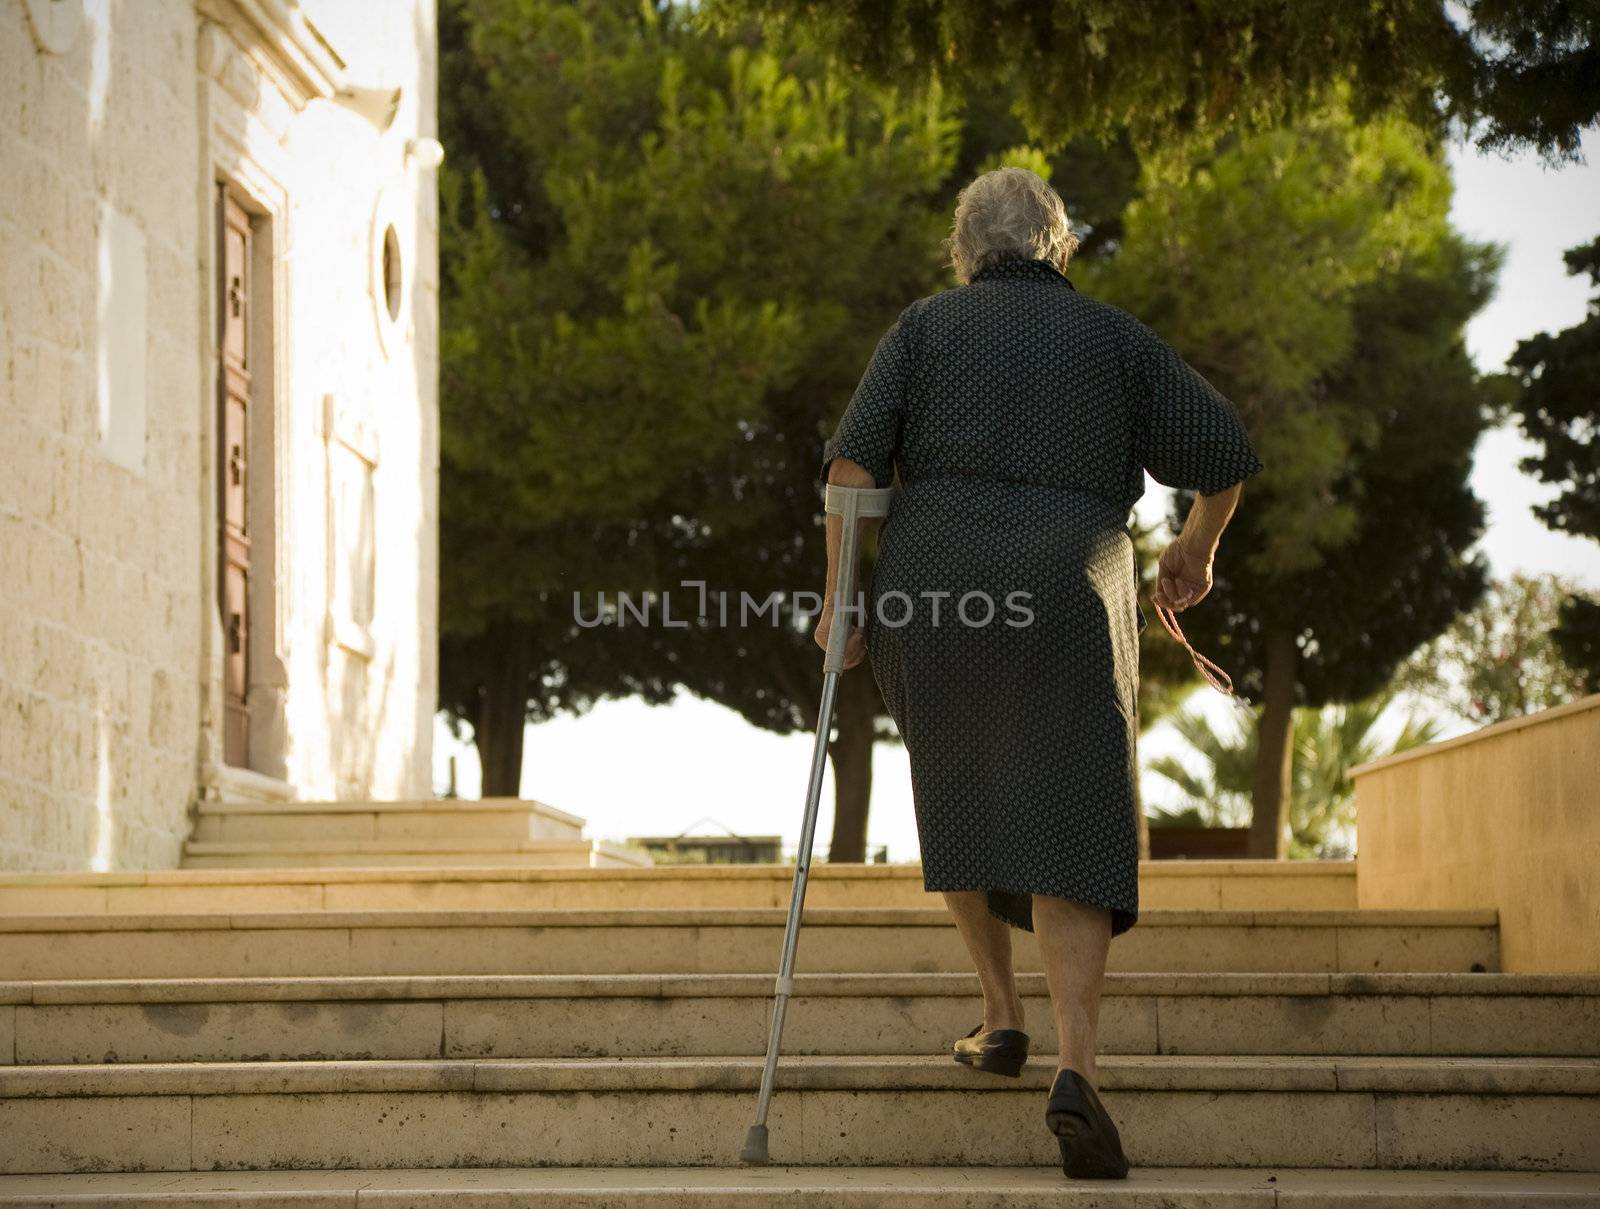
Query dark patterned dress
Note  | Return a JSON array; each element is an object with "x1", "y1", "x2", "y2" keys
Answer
[{"x1": 817, "y1": 256, "x2": 1264, "y2": 936}]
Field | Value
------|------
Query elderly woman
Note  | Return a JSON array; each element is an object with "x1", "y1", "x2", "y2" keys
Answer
[{"x1": 813, "y1": 166, "x2": 1262, "y2": 1179}]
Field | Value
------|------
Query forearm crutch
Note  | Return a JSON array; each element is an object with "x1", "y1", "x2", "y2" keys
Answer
[{"x1": 740, "y1": 481, "x2": 895, "y2": 1165}]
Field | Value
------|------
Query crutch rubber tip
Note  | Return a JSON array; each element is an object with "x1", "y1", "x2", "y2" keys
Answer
[{"x1": 739, "y1": 1124, "x2": 770, "y2": 1165}]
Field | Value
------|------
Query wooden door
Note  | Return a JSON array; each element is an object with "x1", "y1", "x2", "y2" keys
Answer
[{"x1": 218, "y1": 191, "x2": 252, "y2": 766}]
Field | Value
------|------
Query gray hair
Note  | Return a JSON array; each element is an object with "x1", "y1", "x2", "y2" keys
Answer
[{"x1": 945, "y1": 166, "x2": 1082, "y2": 284}]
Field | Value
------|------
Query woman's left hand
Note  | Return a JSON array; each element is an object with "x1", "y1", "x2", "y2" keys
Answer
[
  {"x1": 813, "y1": 608, "x2": 867, "y2": 669},
  {"x1": 1152, "y1": 538, "x2": 1213, "y2": 612}
]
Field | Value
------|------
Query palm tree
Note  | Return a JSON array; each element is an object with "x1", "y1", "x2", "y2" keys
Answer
[
  {"x1": 1144, "y1": 707, "x2": 1254, "y2": 831},
  {"x1": 1146, "y1": 688, "x2": 1443, "y2": 858}
]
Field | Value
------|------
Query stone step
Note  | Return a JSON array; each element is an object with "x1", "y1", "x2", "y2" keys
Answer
[
  {"x1": 0, "y1": 861, "x2": 1359, "y2": 916},
  {"x1": 0, "y1": 908, "x2": 1499, "y2": 980},
  {"x1": 2, "y1": 1054, "x2": 1596, "y2": 1173},
  {"x1": 1, "y1": 971, "x2": 1593, "y2": 1066},
  {"x1": 0, "y1": 1166, "x2": 1596, "y2": 1205},
  {"x1": 190, "y1": 798, "x2": 590, "y2": 845},
  {"x1": 179, "y1": 837, "x2": 653, "y2": 869}
]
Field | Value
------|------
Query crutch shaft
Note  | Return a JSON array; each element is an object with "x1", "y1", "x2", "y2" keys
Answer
[
  {"x1": 748, "y1": 666, "x2": 838, "y2": 1128},
  {"x1": 741, "y1": 483, "x2": 892, "y2": 1163}
]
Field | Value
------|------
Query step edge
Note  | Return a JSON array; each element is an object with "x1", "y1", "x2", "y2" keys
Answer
[
  {"x1": 0, "y1": 908, "x2": 1502, "y2": 934},
  {"x1": 2, "y1": 1053, "x2": 1597, "y2": 1098},
  {"x1": 6, "y1": 971, "x2": 1596, "y2": 1006}
]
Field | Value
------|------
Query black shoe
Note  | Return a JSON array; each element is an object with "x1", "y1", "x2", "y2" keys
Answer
[
  {"x1": 1045, "y1": 1067, "x2": 1130, "y2": 1179},
  {"x1": 951, "y1": 1021, "x2": 1029, "y2": 1078}
]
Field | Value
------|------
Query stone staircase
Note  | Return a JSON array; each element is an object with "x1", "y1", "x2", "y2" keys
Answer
[
  {"x1": 179, "y1": 797, "x2": 652, "y2": 869},
  {"x1": 0, "y1": 866, "x2": 1595, "y2": 1203}
]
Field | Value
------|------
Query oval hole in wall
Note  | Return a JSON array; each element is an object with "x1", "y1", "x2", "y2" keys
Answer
[{"x1": 381, "y1": 224, "x2": 402, "y2": 321}]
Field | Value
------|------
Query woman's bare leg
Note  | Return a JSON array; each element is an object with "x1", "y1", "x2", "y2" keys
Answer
[
  {"x1": 940, "y1": 889, "x2": 1025, "y2": 1031},
  {"x1": 1032, "y1": 893, "x2": 1112, "y2": 1088}
]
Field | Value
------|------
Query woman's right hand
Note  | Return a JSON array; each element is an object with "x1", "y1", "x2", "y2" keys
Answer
[
  {"x1": 812, "y1": 607, "x2": 867, "y2": 669},
  {"x1": 1152, "y1": 538, "x2": 1214, "y2": 612}
]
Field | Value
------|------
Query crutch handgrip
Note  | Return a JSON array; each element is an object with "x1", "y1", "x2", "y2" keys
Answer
[{"x1": 820, "y1": 484, "x2": 894, "y2": 675}]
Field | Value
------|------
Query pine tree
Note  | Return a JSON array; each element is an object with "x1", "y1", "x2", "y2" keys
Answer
[
  {"x1": 439, "y1": 1, "x2": 808, "y2": 790},
  {"x1": 437, "y1": 0, "x2": 961, "y2": 802},
  {"x1": 1148, "y1": 688, "x2": 1442, "y2": 857},
  {"x1": 1504, "y1": 238, "x2": 1600, "y2": 691},
  {"x1": 1082, "y1": 89, "x2": 1500, "y2": 856},
  {"x1": 695, "y1": 0, "x2": 1598, "y2": 162}
]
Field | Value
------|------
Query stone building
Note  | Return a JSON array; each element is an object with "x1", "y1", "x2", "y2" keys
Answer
[{"x1": 0, "y1": 0, "x2": 440, "y2": 869}]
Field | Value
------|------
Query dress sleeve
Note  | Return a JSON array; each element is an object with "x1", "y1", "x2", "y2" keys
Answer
[
  {"x1": 1119, "y1": 311, "x2": 1264, "y2": 495},
  {"x1": 818, "y1": 305, "x2": 915, "y2": 489}
]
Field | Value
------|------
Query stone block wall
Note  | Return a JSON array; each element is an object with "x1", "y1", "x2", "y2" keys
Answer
[{"x1": 0, "y1": 0, "x2": 204, "y2": 869}]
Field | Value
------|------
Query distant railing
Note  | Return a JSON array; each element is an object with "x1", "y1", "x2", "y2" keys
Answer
[{"x1": 629, "y1": 834, "x2": 784, "y2": 864}]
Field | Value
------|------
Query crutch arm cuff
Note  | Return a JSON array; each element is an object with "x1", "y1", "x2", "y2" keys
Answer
[{"x1": 824, "y1": 483, "x2": 894, "y2": 518}]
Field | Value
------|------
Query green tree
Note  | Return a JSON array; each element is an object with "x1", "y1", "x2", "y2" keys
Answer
[
  {"x1": 1390, "y1": 572, "x2": 1595, "y2": 723},
  {"x1": 1082, "y1": 89, "x2": 1498, "y2": 857},
  {"x1": 1148, "y1": 689, "x2": 1443, "y2": 858},
  {"x1": 438, "y1": 0, "x2": 968, "y2": 810},
  {"x1": 438, "y1": 0, "x2": 811, "y2": 791},
  {"x1": 1551, "y1": 595, "x2": 1600, "y2": 692},
  {"x1": 696, "y1": 0, "x2": 1599, "y2": 163},
  {"x1": 1504, "y1": 237, "x2": 1600, "y2": 691}
]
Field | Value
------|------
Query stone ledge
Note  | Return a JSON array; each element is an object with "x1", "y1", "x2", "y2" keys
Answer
[
  {"x1": 195, "y1": 798, "x2": 588, "y2": 825},
  {"x1": 208, "y1": 764, "x2": 296, "y2": 805},
  {"x1": 180, "y1": 839, "x2": 614, "y2": 855},
  {"x1": 1351, "y1": 691, "x2": 1600, "y2": 779},
  {"x1": 0, "y1": 860, "x2": 1357, "y2": 888}
]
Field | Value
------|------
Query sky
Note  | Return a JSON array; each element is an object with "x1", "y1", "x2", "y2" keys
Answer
[{"x1": 432, "y1": 127, "x2": 1599, "y2": 861}]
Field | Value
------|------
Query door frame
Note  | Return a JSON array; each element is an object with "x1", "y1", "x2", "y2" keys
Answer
[{"x1": 196, "y1": 99, "x2": 293, "y2": 804}]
